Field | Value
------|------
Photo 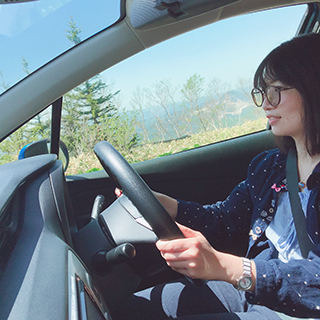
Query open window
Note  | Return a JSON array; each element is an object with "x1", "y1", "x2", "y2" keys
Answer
[{"x1": 59, "y1": 4, "x2": 308, "y2": 175}]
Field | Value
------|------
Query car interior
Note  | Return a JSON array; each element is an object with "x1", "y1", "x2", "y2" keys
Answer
[{"x1": 0, "y1": 0, "x2": 319, "y2": 319}]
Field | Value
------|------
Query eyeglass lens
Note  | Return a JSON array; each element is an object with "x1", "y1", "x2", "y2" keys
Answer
[{"x1": 252, "y1": 87, "x2": 280, "y2": 107}]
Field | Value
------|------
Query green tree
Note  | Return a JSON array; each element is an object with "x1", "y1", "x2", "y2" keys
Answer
[
  {"x1": 61, "y1": 106, "x2": 138, "y2": 157},
  {"x1": 0, "y1": 127, "x2": 26, "y2": 164},
  {"x1": 206, "y1": 78, "x2": 230, "y2": 129},
  {"x1": 145, "y1": 79, "x2": 189, "y2": 140},
  {"x1": 181, "y1": 73, "x2": 206, "y2": 132},
  {"x1": 64, "y1": 16, "x2": 119, "y2": 125},
  {"x1": 66, "y1": 16, "x2": 82, "y2": 45},
  {"x1": 26, "y1": 109, "x2": 51, "y2": 141},
  {"x1": 61, "y1": 93, "x2": 82, "y2": 155},
  {"x1": 73, "y1": 77, "x2": 119, "y2": 125},
  {"x1": 61, "y1": 17, "x2": 122, "y2": 156},
  {"x1": 131, "y1": 86, "x2": 150, "y2": 143},
  {"x1": 0, "y1": 71, "x2": 10, "y2": 92},
  {"x1": 96, "y1": 109, "x2": 139, "y2": 154},
  {"x1": 21, "y1": 57, "x2": 31, "y2": 75},
  {"x1": 0, "y1": 106, "x2": 51, "y2": 164}
]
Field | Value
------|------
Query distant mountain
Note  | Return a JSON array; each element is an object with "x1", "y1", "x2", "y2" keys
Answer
[{"x1": 136, "y1": 89, "x2": 260, "y2": 143}]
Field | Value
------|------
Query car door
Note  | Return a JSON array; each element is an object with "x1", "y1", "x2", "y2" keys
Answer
[{"x1": 0, "y1": 2, "x2": 318, "y2": 320}]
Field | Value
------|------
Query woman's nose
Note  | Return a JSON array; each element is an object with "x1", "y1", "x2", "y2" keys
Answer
[{"x1": 261, "y1": 95, "x2": 273, "y2": 110}]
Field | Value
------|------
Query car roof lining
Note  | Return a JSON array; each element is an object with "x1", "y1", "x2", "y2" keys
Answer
[{"x1": 128, "y1": 0, "x2": 314, "y2": 48}]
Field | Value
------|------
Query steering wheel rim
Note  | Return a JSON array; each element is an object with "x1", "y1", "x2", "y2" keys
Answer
[{"x1": 94, "y1": 141, "x2": 184, "y2": 240}]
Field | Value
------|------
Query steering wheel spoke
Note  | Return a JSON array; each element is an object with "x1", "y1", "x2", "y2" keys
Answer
[{"x1": 94, "y1": 141, "x2": 183, "y2": 240}]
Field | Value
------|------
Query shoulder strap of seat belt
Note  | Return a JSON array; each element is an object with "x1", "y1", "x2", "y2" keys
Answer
[{"x1": 286, "y1": 148, "x2": 315, "y2": 258}]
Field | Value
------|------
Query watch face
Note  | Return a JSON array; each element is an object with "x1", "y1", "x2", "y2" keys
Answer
[{"x1": 239, "y1": 276, "x2": 253, "y2": 290}]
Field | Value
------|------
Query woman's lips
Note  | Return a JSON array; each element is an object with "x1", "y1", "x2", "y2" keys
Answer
[{"x1": 267, "y1": 115, "x2": 280, "y2": 126}]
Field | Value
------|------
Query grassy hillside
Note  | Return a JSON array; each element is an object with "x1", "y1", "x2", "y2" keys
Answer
[{"x1": 66, "y1": 117, "x2": 267, "y2": 175}]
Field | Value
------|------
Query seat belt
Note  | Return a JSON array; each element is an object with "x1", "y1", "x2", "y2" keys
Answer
[{"x1": 286, "y1": 148, "x2": 315, "y2": 258}]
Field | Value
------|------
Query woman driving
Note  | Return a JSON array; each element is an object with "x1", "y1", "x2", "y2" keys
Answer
[{"x1": 115, "y1": 33, "x2": 320, "y2": 320}]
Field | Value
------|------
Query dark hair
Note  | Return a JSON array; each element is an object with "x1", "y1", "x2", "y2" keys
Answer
[{"x1": 253, "y1": 33, "x2": 320, "y2": 155}]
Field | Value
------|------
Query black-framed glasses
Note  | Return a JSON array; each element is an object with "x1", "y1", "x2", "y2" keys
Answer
[{"x1": 251, "y1": 86, "x2": 294, "y2": 107}]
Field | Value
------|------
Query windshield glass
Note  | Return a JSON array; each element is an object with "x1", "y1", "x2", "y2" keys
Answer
[{"x1": 0, "y1": 0, "x2": 121, "y2": 95}]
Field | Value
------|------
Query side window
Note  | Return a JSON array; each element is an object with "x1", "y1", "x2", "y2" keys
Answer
[
  {"x1": 0, "y1": 107, "x2": 51, "y2": 165},
  {"x1": 64, "y1": 5, "x2": 307, "y2": 175}
]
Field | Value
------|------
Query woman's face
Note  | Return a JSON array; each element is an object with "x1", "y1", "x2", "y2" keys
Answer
[{"x1": 262, "y1": 81, "x2": 305, "y2": 142}]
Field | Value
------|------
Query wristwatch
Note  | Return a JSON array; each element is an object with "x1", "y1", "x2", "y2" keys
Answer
[{"x1": 235, "y1": 257, "x2": 253, "y2": 291}]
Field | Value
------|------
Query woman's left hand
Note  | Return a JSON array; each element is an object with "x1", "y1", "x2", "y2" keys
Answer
[{"x1": 156, "y1": 223, "x2": 242, "y2": 281}]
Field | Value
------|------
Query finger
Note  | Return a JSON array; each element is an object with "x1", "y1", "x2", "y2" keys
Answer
[
  {"x1": 156, "y1": 238, "x2": 195, "y2": 253},
  {"x1": 115, "y1": 188, "x2": 122, "y2": 197},
  {"x1": 160, "y1": 250, "x2": 190, "y2": 261},
  {"x1": 165, "y1": 258, "x2": 198, "y2": 271},
  {"x1": 165, "y1": 259, "x2": 190, "y2": 268}
]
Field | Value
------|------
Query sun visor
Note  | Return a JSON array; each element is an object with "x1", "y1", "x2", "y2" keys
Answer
[{"x1": 130, "y1": 0, "x2": 242, "y2": 30}]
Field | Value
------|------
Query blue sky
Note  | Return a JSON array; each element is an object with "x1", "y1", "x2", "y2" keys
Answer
[
  {"x1": 102, "y1": 4, "x2": 307, "y2": 108},
  {"x1": 0, "y1": 0, "x2": 120, "y2": 92}
]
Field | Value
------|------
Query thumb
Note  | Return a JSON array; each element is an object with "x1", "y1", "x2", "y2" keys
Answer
[{"x1": 176, "y1": 223, "x2": 201, "y2": 238}]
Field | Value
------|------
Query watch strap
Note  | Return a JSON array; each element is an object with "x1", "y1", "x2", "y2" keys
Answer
[{"x1": 242, "y1": 257, "x2": 251, "y2": 277}]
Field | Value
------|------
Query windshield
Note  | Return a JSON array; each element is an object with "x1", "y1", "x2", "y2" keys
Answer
[{"x1": 0, "y1": 0, "x2": 121, "y2": 96}]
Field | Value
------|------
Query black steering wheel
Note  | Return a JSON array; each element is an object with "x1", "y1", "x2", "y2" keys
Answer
[
  {"x1": 94, "y1": 141, "x2": 184, "y2": 241},
  {"x1": 94, "y1": 141, "x2": 207, "y2": 286}
]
